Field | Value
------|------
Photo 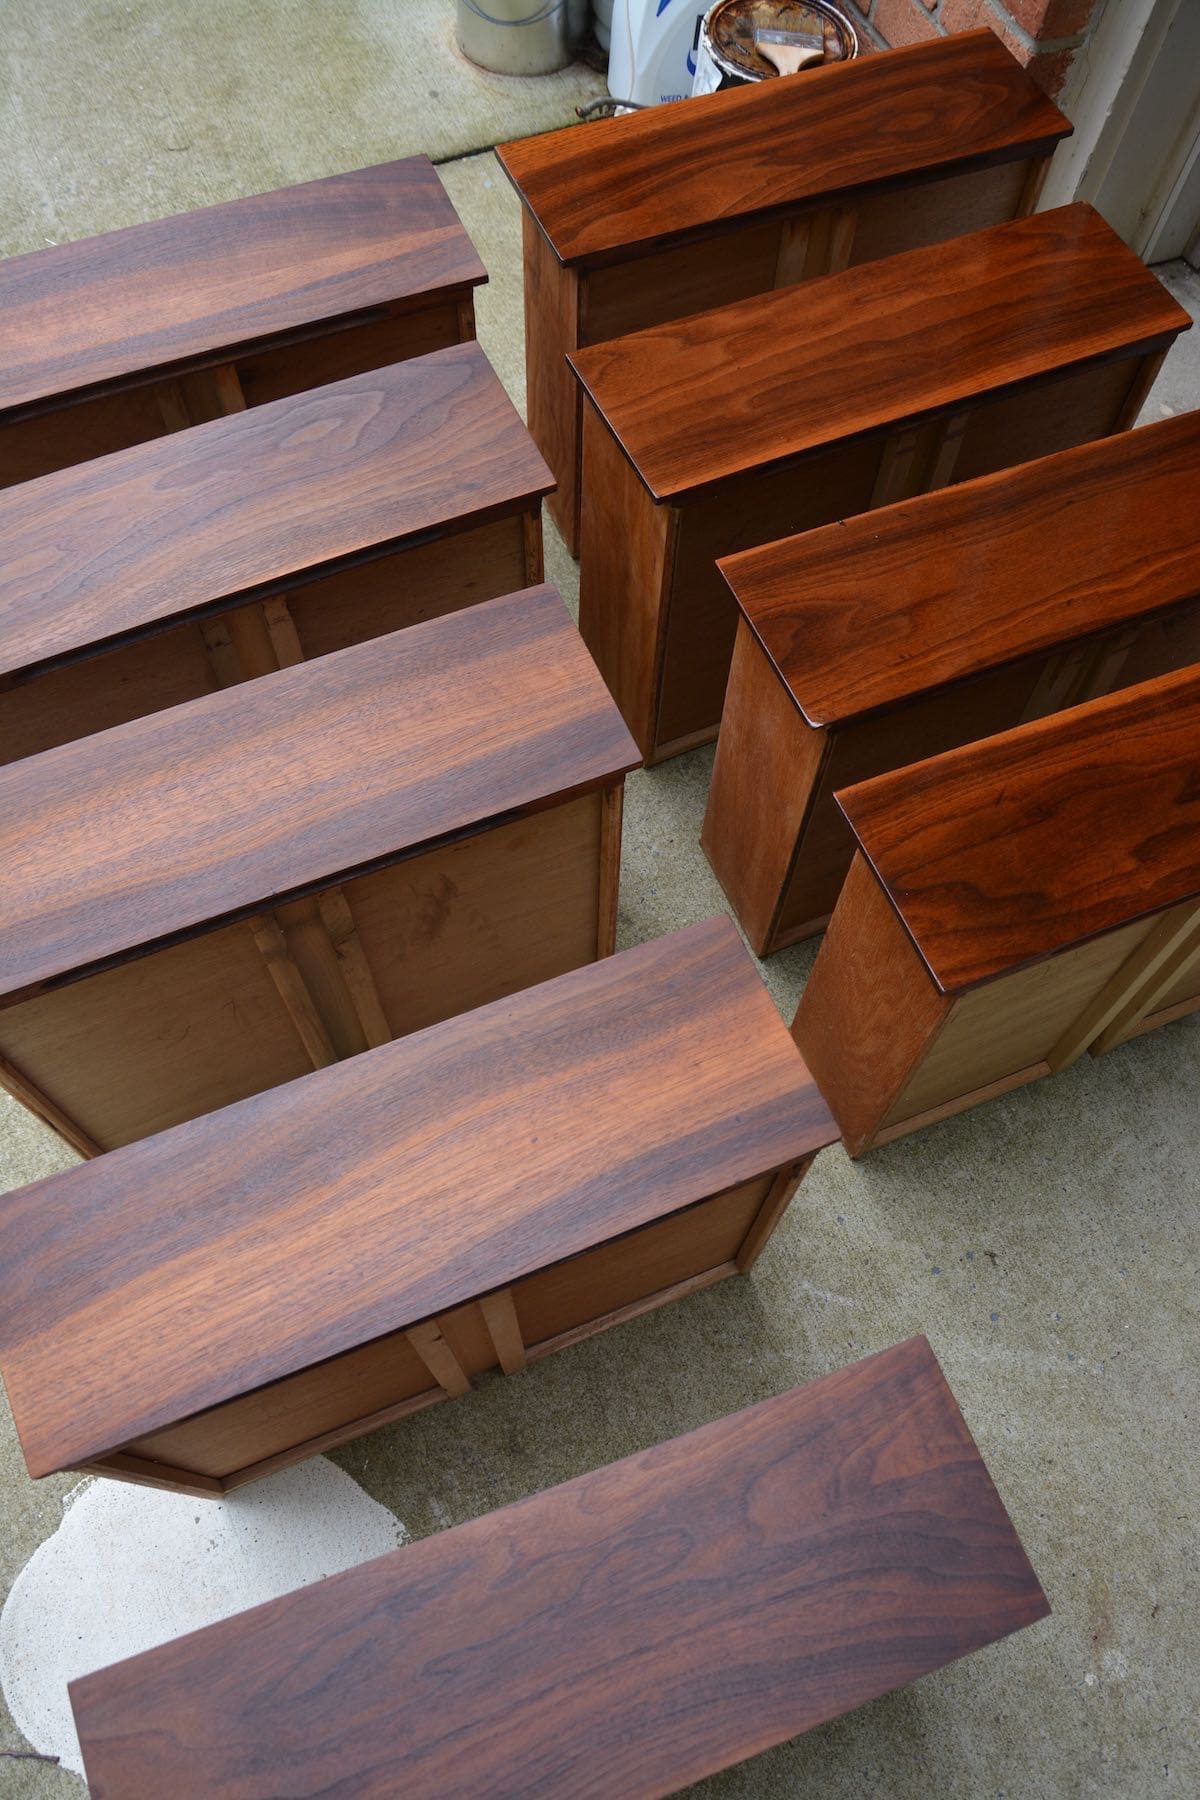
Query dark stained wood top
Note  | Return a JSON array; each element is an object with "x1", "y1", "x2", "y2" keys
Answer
[
  {"x1": 498, "y1": 32, "x2": 1069, "y2": 268},
  {"x1": 0, "y1": 159, "x2": 486, "y2": 418},
  {"x1": 68, "y1": 1337, "x2": 1049, "y2": 1798},
  {"x1": 0, "y1": 585, "x2": 639, "y2": 1007},
  {"x1": 0, "y1": 343, "x2": 552, "y2": 682},
  {"x1": 724, "y1": 410, "x2": 1200, "y2": 727},
  {"x1": 837, "y1": 665, "x2": 1200, "y2": 994},
  {"x1": 568, "y1": 204, "x2": 1189, "y2": 503},
  {"x1": 0, "y1": 918, "x2": 836, "y2": 1477}
]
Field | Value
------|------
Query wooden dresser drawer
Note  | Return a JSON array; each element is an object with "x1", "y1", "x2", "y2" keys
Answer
[
  {"x1": 569, "y1": 204, "x2": 1189, "y2": 765},
  {"x1": 0, "y1": 917, "x2": 837, "y2": 1496},
  {"x1": 498, "y1": 30, "x2": 1070, "y2": 554},
  {"x1": 0, "y1": 585, "x2": 638, "y2": 1155},
  {"x1": 67, "y1": 1338, "x2": 1047, "y2": 1796},
  {"x1": 0, "y1": 157, "x2": 485, "y2": 487}
]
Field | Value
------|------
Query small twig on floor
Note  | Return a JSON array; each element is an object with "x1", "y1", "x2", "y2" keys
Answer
[{"x1": 0, "y1": 1748, "x2": 61, "y2": 1763}]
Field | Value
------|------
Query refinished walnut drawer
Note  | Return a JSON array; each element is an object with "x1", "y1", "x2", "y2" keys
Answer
[
  {"x1": 0, "y1": 343, "x2": 552, "y2": 762},
  {"x1": 794, "y1": 666, "x2": 1200, "y2": 1153},
  {"x1": 569, "y1": 204, "x2": 1189, "y2": 765},
  {"x1": 67, "y1": 1338, "x2": 1047, "y2": 1797},
  {"x1": 0, "y1": 918, "x2": 836, "y2": 1497},
  {"x1": 0, "y1": 585, "x2": 638, "y2": 1156},
  {"x1": 704, "y1": 412, "x2": 1200, "y2": 952},
  {"x1": 498, "y1": 30, "x2": 1070, "y2": 554},
  {"x1": 0, "y1": 158, "x2": 486, "y2": 488}
]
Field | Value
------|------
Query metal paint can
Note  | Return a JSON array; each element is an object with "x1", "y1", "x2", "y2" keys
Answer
[
  {"x1": 693, "y1": 1, "x2": 858, "y2": 95},
  {"x1": 456, "y1": 0, "x2": 574, "y2": 76}
]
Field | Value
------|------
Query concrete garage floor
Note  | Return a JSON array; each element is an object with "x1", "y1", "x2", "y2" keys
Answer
[{"x1": 1, "y1": 5, "x2": 1198, "y2": 1795}]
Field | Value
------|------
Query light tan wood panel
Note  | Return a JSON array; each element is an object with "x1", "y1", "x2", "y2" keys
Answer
[
  {"x1": 342, "y1": 793, "x2": 604, "y2": 1040},
  {"x1": 1150, "y1": 952, "x2": 1200, "y2": 1014},
  {"x1": 436, "y1": 1300, "x2": 505, "y2": 1379},
  {"x1": 1101, "y1": 928, "x2": 1200, "y2": 1050},
  {"x1": 514, "y1": 1177, "x2": 770, "y2": 1351},
  {"x1": 0, "y1": 918, "x2": 314, "y2": 1152},
  {"x1": 127, "y1": 1327, "x2": 436, "y2": 1479},
  {"x1": 885, "y1": 915, "x2": 1153, "y2": 1126},
  {"x1": 848, "y1": 159, "x2": 1029, "y2": 266},
  {"x1": 285, "y1": 513, "x2": 530, "y2": 659}
]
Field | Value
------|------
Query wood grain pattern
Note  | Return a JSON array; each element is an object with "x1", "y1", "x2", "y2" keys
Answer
[
  {"x1": 69, "y1": 1338, "x2": 1048, "y2": 1800},
  {"x1": 0, "y1": 344, "x2": 551, "y2": 684},
  {"x1": 702, "y1": 617, "x2": 829, "y2": 954},
  {"x1": 876, "y1": 922, "x2": 1148, "y2": 1126},
  {"x1": 507, "y1": 38, "x2": 1060, "y2": 557},
  {"x1": 724, "y1": 410, "x2": 1200, "y2": 728},
  {"x1": 497, "y1": 32, "x2": 1068, "y2": 268},
  {"x1": 0, "y1": 791, "x2": 611, "y2": 1155},
  {"x1": 0, "y1": 159, "x2": 485, "y2": 418},
  {"x1": 568, "y1": 205, "x2": 1188, "y2": 504},
  {"x1": 0, "y1": 918, "x2": 836, "y2": 1480},
  {"x1": 1089, "y1": 904, "x2": 1200, "y2": 1057},
  {"x1": 116, "y1": 1179, "x2": 770, "y2": 1490},
  {"x1": 837, "y1": 665, "x2": 1200, "y2": 995},
  {"x1": 708, "y1": 413, "x2": 1200, "y2": 951},
  {"x1": 576, "y1": 406, "x2": 676, "y2": 756},
  {"x1": 792, "y1": 854, "x2": 953, "y2": 1156},
  {"x1": 0, "y1": 585, "x2": 639, "y2": 1007}
]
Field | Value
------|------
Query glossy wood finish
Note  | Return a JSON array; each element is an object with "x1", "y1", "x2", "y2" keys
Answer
[
  {"x1": 0, "y1": 158, "x2": 485, "y2": 487},
  {"x1": 571, "y1": 205, "x2": 1187, "y2": 762},
  {"x1": 571, "y1": 206, "x2": 1180, "y2": 505},
  {"x1": 795, "y1": 668, "x2": 1200, "y2": 1154},
  {"x1": 69, "y1": 1337, "x2": 1048, "y2": 1796},
  {"x1": 0, "y1": 586, "x2": 639, "y2": 1154},
  {"x1": 500, "y1": 33, "x2": 1066, "y2": 268},
  {"x1": 498, "y1": 31, "x2": 1069, "y2": 549},
  {"x1": 0, "y1": 345, "x2": 552, "y2": 761},
  {"x1": 704, "y1": 412, "x2": 1200, "y2": 952},
  {"x1": 0, "y1": 919, "x2": 836, "y2": 1494}
]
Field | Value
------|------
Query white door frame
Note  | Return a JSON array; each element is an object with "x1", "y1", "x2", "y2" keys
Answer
[{"x1": 1041, "y1": 0, "x2": 1200, "y2": 263}]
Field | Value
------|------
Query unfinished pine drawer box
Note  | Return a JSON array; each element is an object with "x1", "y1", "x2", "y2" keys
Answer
[
  {"x1": 0, "y1": 918, "x2": 836, "y2": 1498},
  {"x1": 705, "y1": 411, "x2": 1200, "y2": 954},
  {"x1": 0, "y1": 585, "x2": 638, "y2": 1158},
  {"x1": 69, "y1": 1338, "x2": 1048, "y2": 1796},
  {"x1": 0, "y1": 158, "x2": 485, "y2": 488},
  {"x1": 0, "y1": 346, "x2": 552, "y2": 762},
  {"x1": 570, "y1": 203, "x2": 1189, "y2": 764},
  {"x1": 498, "y1": 29, "x2": 1070, "y2": 554},
  {"x1": 795, "y1": 667, "x2": 1200, "y2": 1156}
]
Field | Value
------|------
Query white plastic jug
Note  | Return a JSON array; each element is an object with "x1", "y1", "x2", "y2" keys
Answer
[{"x1": 606, "y1": 0, "x2": 708, "y2": 107}]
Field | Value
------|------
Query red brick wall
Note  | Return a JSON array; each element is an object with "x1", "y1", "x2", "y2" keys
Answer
[{"x1": 847, "y1": 0, "x2": 1104, "y2": 95}]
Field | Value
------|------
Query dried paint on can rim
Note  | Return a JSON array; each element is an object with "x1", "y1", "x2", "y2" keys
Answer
[{"x1": 693, "y1": 1, "x2": 859, "y2": 96}]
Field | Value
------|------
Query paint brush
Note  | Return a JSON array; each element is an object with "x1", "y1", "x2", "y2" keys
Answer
[{"x1": 754, "y1": 27, "x2": 825, "y2": 76}]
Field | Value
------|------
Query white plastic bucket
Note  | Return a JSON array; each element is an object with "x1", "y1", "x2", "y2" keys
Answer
[{"x1": 457, "y1": 0, "x2": 573, "y2": 75}]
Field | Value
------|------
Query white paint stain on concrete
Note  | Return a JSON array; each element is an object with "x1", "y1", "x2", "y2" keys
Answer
[{"x1": 1, "y1": 1458, "x2": 407, "y2": 1777}]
